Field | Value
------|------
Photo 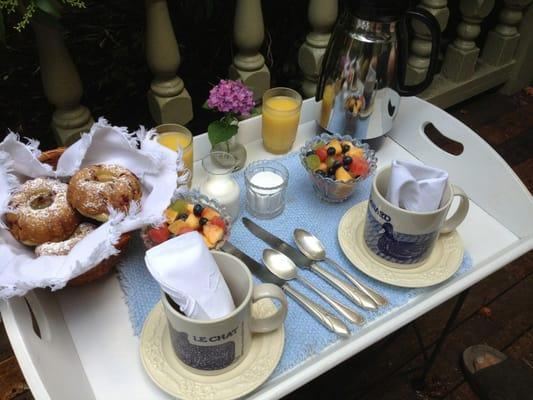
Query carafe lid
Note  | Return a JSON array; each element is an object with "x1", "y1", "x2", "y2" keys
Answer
[{"x1": 347, "y1": 0, "x2": 410, "y2": 22}]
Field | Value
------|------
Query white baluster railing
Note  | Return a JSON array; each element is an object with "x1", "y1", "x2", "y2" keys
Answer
[
  {"x1": 145, "y1": 0, "x2": 193, "y2": 125},
  {"x1": 406, "y1": 0, "x2": 449, "y2": 85},
  {"x1": 415, "y1": 0, "x2": 533, "y2": 108},
  {"x1": 501, "y1": 2, "x2": 533, "y2": 93},
  {"x1": 481, "y1": 0, "x2": 533, "y2": 66},
  {"x1": 228, "y1": 0, "x2": 270, "y2": 103},
  {"x1": 442, "y1": 0, "x2": 495, "y2": 82},
  {"x1": 32, "y1": 20, "x2": 94, "y2": 146},
  {"x1": 298, "y1": 0, "x2": 338, "y2": 98}
]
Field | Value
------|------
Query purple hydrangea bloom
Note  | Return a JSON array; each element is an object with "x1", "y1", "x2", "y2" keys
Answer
[{"x1": 207, "y1": 79, "x2": 255, "y2": 116}]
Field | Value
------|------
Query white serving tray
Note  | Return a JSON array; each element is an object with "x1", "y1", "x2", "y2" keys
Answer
[{"x1": 1, "y1": 98, "x2": 532, "y2": 400}]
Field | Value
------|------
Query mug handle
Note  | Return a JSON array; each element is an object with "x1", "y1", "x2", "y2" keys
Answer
[
  {"x1": 249, "y1": 283, "x2": 288, "y2": 334},
  {"x1": 440, "y1": 184, "x2": 469, "y2": 234}
]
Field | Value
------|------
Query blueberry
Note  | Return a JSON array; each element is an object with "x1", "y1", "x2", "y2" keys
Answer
[
  {"x1": 193, "y1": 204, "x2": 204, "y2": 217},
  {"x1": 343, "y1": 156, "x2": 352, "y2": 166},
  {"x1": 327, "y1": 167, "x2": 336, "y2": 176},
  {"x1": 178, "y1": 213, "x2": 188, "y2": 221},
  {"x1": 199, "y1": 217, "x2": 208, "y2": 226},
  {"x1": 342, "y1": 144, "x2": 351, "y2": 153},
  {"x1": 333, "y1": 160, "x2": 342, "y2": 170},
  {"x1": 316, "y1": 170, "x2": 326, "y2": 176},
  {"x1": 327, "y1": 147, "x2": 336, "y2": 156},
  {"x1": 306, "y1": 150, "x2": 315, "y2": 157},
  {"x1": 344, "y1": 165, "x2": 351, "y2": 171}
]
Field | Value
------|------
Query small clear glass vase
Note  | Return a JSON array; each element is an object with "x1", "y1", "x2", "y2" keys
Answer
[{"x1": 212, "y1": 135, "x2": 247, "y2": 171}]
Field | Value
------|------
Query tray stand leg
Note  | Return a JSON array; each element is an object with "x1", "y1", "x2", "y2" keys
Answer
[{"x1": 410, "y1": 289, "x2": 470, "y2": 390}]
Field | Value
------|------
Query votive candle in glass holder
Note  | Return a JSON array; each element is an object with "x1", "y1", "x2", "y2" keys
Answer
[
  {"x1": 155, "y1": 124, "x2": 193, "y2": 187},
  {"x1": 245, "y1": 160, "x2": 289, "y2": 219},
  {"x1": 262, "y1": 87, "x2": 302, "y2": 154},
  {"x1": 199, "y1": 151, "x2": 241, "y2": 220}
]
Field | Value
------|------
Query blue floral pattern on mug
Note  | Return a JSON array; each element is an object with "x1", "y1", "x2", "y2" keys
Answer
[{"x1": 364, "y1": 210, "x2": 437, "y2": 264}]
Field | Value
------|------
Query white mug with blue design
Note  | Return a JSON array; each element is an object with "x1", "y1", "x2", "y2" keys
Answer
[
  {"x1": 363, "y1": 166, "x2": 469, "y2": 268},
  {"x1": 161, "y1": 251, "x2": 288, "y2": 376}
]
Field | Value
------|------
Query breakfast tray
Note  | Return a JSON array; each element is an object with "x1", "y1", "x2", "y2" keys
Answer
[{"x1": 1, "y1": 98, "x2": 532, "y2": 400}]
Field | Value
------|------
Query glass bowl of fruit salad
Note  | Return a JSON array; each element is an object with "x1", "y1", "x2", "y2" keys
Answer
[
  {"x1": 142, "y1": 190, "x2": 232, "y2": 250},
  {"x1": 299, "y1": 133, "x2": 377, "y2": 202}
]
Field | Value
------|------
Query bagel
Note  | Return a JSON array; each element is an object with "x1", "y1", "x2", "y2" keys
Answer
[
  {"x1": 35, "y1": 222, "x2": 96, "y2": 256},
  {"x1": 67, "y1": 164, "x2": 142, "y2": 222},
  {"x1": 5, "y1": 178, "x2": 80, "y2": 246}
]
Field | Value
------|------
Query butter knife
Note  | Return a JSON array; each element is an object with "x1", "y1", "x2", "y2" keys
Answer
[
  {"x1": 221, "y1": 241, "x2": 350, "y2": 338},
  {"x1": 242, "y1": 217, "x2": 377, "y2": 310}
]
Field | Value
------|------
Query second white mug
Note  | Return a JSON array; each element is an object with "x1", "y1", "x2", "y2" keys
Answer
[{"x1": 363, "y1": 166, "x2": 469, "y2": 267}]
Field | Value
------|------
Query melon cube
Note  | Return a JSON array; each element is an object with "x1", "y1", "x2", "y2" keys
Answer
[
  {"x1": 335, "y1": 166, "x2": 353, "y2": 182},
  {"x1": 185, "y1": 213, "x2": 200, "y2": 230},
  {"x1": 203, "y1": 223, "x2": 224, "y2": 246},
  {"x1": 347, "y1": 147, "x2": 364, "y2": 159},
  {"x1": 168, "y1": 220, "x2": 188, "y2": 235},
  {"x1": 201, "y1": 207, "x2": 220, "y2": 220},
  {"x1": 164, "y1": 208, "x2": 178, "y2": 224}
]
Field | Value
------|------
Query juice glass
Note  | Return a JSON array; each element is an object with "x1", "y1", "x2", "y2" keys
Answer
[
  {"x1": 262, "y1": 87, "x2": 302, "y2": 154},
  {"x1": 155, "y1": 124, "x2": 193, "y2": 187}
]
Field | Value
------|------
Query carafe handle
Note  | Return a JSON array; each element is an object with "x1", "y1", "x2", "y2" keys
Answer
[{"x1": 397, "y1": 8, "x2": 441, "y2": 96}]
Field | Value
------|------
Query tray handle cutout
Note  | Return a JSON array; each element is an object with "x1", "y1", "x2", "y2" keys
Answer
[
  {"x1": 423, "y1": 122, "x2": 464, "y2": 156},
  {"x1": 23, "y1": 291, "x2": 51, "y2": 342}
]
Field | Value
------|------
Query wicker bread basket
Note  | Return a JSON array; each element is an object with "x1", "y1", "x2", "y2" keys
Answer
[{"x1": 38, "y1": 147, "x2": 131, "y2": 286}]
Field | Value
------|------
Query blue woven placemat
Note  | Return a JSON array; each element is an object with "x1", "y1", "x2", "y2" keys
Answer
[{"x1": 116, "y1": 151, "x2": 473, "y2": 379}]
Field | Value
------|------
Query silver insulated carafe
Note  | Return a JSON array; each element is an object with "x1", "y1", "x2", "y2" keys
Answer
[{"x1": 316, "y1": 0, "x2": 440, "y2": 140}]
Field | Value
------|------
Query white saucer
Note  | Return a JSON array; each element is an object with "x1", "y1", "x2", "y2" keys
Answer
[
  {"x1": 338, "y1": 201, "x2": 464, "y2": 288},
  {"x1": 140, "y1": 300, "x2": 284, "y2": 400}
]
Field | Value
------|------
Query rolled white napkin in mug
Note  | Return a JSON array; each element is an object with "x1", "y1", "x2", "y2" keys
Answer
[
  {"x1": 144, "y1": 231, "x2": 235, "y2": 320},
  {"x1": 386, "y1": 160, "x2": 448, "y2": 212}
]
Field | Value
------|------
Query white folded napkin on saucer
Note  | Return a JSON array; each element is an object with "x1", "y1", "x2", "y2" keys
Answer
[
  {"x1": 144, "y1": 231, "x2": 235, "y2": 320},
  {"x1": 386, "y1": 160, "x2": 448, "y2": 212}
]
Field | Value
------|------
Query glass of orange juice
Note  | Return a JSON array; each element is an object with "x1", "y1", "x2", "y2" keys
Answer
[
  {"x1": 155, "y1": 124, "x2": 193, "y2": 187},
  {"x1": 262, "y1": 87, "x2": 303, "y2": 154}
]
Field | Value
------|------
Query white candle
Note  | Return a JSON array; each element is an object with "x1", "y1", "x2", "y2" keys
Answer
[
  {"x1": 246, "y1": 170, "x2": 286, "y2": 217},
  {"x1": 200, "y1": 175, "x2": 240, "y2": 220},
  {"x1": 250, "y1": 171, "x2": 284, "y2": 192}
]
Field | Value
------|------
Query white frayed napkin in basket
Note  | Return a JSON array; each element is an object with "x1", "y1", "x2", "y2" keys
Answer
[
  {"x1": 386, "y1": 160, "x2": 448, "y2": 212},
  {"x1": 0, "y1": 118, "x2": 189, "y2": 299},
  {"x1": 144, "y1": 231, "x2": 235, "y2": 320}
]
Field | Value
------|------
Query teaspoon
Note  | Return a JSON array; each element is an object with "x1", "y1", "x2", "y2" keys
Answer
[
  {"x1": 293, "y1": 228, "x2": 388, "y2": 307},
  {"x1": 262, "y1": 248, "x2": 365, "y2": 325}
]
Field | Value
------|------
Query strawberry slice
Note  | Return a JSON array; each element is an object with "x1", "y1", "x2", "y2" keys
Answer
[
  {"x1": 210, "y1": 216, "x2": 226, "y2": 230},
  {"x1": 350, "y1": 157, "x2": 369, "y2": 177},
  {"x1": 315, "y1": 147, "x2": 328, "y2": 162},
  {"x1": 148, "y1": 225, "x2": 170, "y2": 244}
]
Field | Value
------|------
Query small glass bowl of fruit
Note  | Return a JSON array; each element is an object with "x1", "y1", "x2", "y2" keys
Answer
[
  {"x1": 142, "y1": 191, "x2": 232, "y2": 250},
  {"x1": 299, "y1": 133, "x2": 377, "y2": 202}
]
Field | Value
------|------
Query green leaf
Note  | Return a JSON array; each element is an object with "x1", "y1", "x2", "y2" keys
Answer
[
  {"x1": 208, "y1": 120, "x2": 238, "y2": 146},
  {"x1": 35, "y1": 0, "x2": 61, "y2": 19}
]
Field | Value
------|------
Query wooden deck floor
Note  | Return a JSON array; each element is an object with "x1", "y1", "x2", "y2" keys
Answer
[{"x1": 1, "y1": 89, "x2": 532, "y2": 400}]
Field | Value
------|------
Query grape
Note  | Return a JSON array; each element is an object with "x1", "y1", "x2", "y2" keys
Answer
[
  {"x1": 312, "y1": 140, "x2": 326, "y2": 150},
  {"x1": 343, "y1": 156, "x2": 353, "y2": 166},
  {"x1": 170, "y1": 200, "x2": 188, "y2": 214},
  {"x1": 305, "y1": 154, "x2": 321, "y2": 170}
]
